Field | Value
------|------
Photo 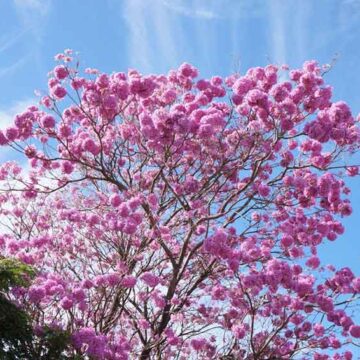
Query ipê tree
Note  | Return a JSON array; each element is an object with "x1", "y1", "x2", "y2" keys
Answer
[{"x1": 0, "y1": 50, "x2": 360, "y2": 359}]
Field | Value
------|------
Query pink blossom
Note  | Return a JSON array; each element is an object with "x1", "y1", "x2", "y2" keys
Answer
[
  {"x1": 61, "y1": 160, "x2": 74, "y2": 174},
  {"x1": 233, "y1": 325, "x2": 246, "y2": 339},
  {"x1": 306, "y1": 256, "x2": 320, "y2": 269},
  {"x1": 120, "y1": 275, "x2": 137, "y2": 288},
  {"x1": 72, "y1": 288, "x2": 86, "y2": 302},
  {"x1": 232, "y1": 77, "x2": 254, "y2": 96},
  {"x1": 41, "y1": 115, "x2": 56, "y2": 128},
  {"x1": 141, "y1": 272, "x2": 160, "y2": 287},
  {"x1": 61, "y1": 296, "x2": 73, "y2": 310},
  {"x1": 28, "y1": 286, "x2": 46, "y2": 303},
  {"x1": 350, "y1": 325, "x2": 360, "y2": 338},
  {"x1": 0, "y1": 131, "x2": 8, "y2": 145},
  {"x1": 346, "y1": 166, "x2": 359, "y2": 177},
  {"x1": 110, "y1": 194, "x2": 122, "y2": 207},
  {"x1": 5, "y1": 127, "x2": 19, "y2": 141},
  {"x1": 72, "y1": 328, "x2": 107, "y2": 358},
  {"x1": 54, "y1": 65, "x2": 68, "y2": 80},
  {"x1": 178, "y1": 63, "x2": 198, "y2": 78},
  {"x1": 191, "y1": 338, "x2": 207, "y2": 351},
  {"x1": 106, "y1": 273, "x2": 121, "y2": 286},
  {"x1": 52, "y1": 85, "x2": 67, "y2": 99},
  {"x1": 83, "y1": 138, "x2": 100, "y2": 156}
]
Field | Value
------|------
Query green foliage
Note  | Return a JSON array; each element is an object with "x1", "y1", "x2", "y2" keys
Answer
[
  {"x1": 0, "y1": 294, "x2": 33, "y2": 359},
  {"x1": 0, "y1": 258, "x2": 76, "y2": 359},
  {"x1": 34, "y1": 327, "x2": 74, "y2": 360},
  {"x1": 0, "y1": 257, "x2": 36, "y2": 291},
  {"x1": 0, "y1": 321, "x2": 77, "y2": 359}
]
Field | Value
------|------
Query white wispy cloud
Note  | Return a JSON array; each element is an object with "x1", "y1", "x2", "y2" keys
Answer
[
  {"x1": 13, "y1": 0, "x2": 51, "y2": 44},
  {"x1": 13, "y1": 0, "x2": 51, "y2": 22},
  {"x1": 161, "y1": 0, "x2": 264, "y2": 20},
  {"x1": 342, "y1": 0, "x2": 360, "y2": 6},
  {"x1": 268, "y1": 0, "x2": 287, "y2": 65},
  {"x1": 122, "y1": 0, "x2": 153, "y2": 73},
  {"x1": 0, "y1": 1, "x2": 50, "y2": 78},
  {"x1": 0, "y1": 55, "x2": 31, "y2": 79},
  {"x1": 4, "y1": 0, "x2": 52, "y2": 76},
  {"x1": 292, "y1": 1, "x2": 308, "y2": 64},
  {"x1": 161, "y1": 0, "x2": 219, "y2": 20},
  {"x1": 117, "y1": 0, "x2": 266, "y2": 75},
  {"x1": 230, "y1": 16, "x2": 243, "y2": 73},
  {"x1": 150, "y1": 1, "x2": 182, "y2": 71},
  {"x1": 119, "y1": 0, "x2": 185, "y2": 73},
  {"x1": 0, "y1": 28, "x2": 29, "y2": 54}
]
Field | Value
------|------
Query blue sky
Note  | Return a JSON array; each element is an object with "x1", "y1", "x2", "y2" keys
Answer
[{"x1": 0, "y1": 0, "x2": 360, "y2": 271}]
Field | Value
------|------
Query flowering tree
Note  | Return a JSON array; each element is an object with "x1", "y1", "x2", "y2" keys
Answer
[{"x1": 0, "y1": 50, "x2": 360, "y2": 359}]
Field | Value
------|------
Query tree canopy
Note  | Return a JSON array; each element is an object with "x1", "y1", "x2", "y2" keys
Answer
[{"x1": 0, "y1": 50, "x2": 359, "y2": 359}]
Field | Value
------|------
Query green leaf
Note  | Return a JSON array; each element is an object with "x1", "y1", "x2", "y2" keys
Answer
[{"x1": 0, "y1": 258, "x2": 36, "y2": 291}]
